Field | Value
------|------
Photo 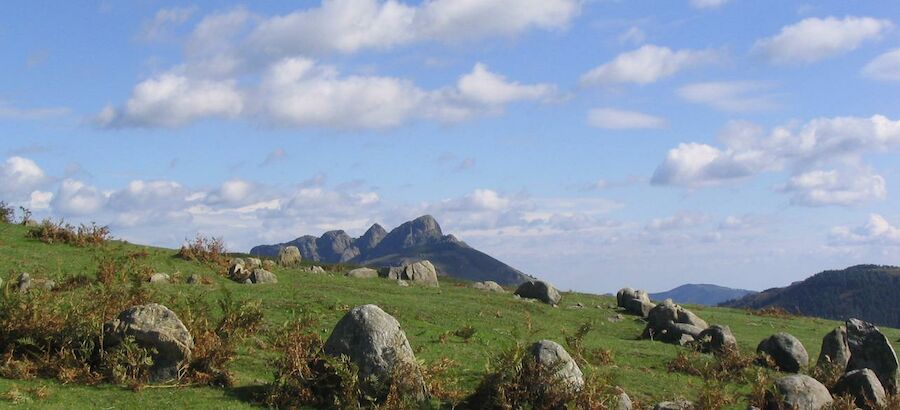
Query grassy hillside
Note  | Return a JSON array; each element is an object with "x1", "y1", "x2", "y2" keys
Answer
[{"x1": 0, "y1": 222, "x2": 898, "y2": 409}]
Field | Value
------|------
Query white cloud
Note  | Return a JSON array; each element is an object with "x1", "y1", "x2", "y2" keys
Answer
[
  {"x1": 246, "y1": 0, "x2": 580, "y2": 56},
  {"x1": 778, "y1": 169, "x2": 886, "y2": 206},
  {"x1": 97, "y1": 73, "x2": 243, "y2": 128},
  {"x1": 754, "y1": 16, "x2": 893, "y2": 64},
  {"x1": 0, "y1": 101, "x2": 70, "y2": 120},
  {"x1": 617, "y1": 26, "x2": 645, "y2": 45},
  {"x1": 690, "y1": 0, "x2": 729, "y2": 9},
  {"x1": 677, "y1": 81, "x2": 779, "y2": 112},
  {"x1": 51, "y1": 179, "x2": 108, "y2": 216},
  {"x1": 139, "y1": 6, "x2": 197, "y2": 42},
  {"x1": 587, "y1": 107, "x2": 667, "y2": 130},
  {"x1": 830, "y1": 214, "x2": 900, "y2": 245},
  {"x1": 653, "y1": 115, "x2": 900, "y2": 190},
  {"x1": 28, "y1": 191, "x2": 53, "y2": 210},
  {"x1": 862, "y1": 48, "x2": 900, "y2": 82},
  {"x1": 455, "y1": 63, "x2": 557, "y2": 106},
  {"x1": 0, "y1": 156, "x2": 47, "y2": 198},
  {"x1": 646, "y1": 213, "x2": 707, "y2": 231},
  {"x1": 580, "y1": 45, "x2": 720, "y2": 86}
]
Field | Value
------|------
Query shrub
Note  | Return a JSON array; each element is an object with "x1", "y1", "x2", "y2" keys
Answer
[
  {"x1": 667, "y1": 347, "x2": 755, "y2": 383},
  {"x1": 0, "y1": 201, "x2": 13, "y2": 224},
  {"x1": 564, "y1": 321, "x2": 614, "y2": 367},
  {"x1": 176, "y1": 235, "x2": 228, "y2": 274},
  {"x1": 750, "y1": 306, "x2": 793, "y2": 319},
  {"x1": 26, "y1": 219, "x2": 110, "y2": 246}
]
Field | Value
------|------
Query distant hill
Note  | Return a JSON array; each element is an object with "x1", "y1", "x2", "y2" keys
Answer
[
  {"x1": 722, "y1": 264, "x2": 900, "y2": 328},
  {"x1": 650, "y1": 284, "x2": 757, "y2": 306},
  {"x1": 250, "y1": 215, "x2": 532, "y2": 285}
]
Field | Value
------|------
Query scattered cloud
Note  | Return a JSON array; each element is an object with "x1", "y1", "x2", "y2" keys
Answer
[
  {"x1": 690, "y1": 0, "x2": 730, "y2": 9},
  {"x1": 778, "y1": 168, "x2": 886, "y2": 206},
  {"x1": 830, "y1": 214, "x2": 900, "y2": 245},
  {"x1": 677, "y1": 81, "x2": 779, "y2": 112},
  {"x1": 0, "y1": 101, "x2": 70, "y2": 120},
  {"x1": 587, "y1": 107, "x2": 667, "y2": 129},
  {"x1": 617, "y1": 26, "x2": 645, "y2": 45},
  {"x1": 645, "y1": 212, "x2": 708, "y2": 231},
  {"x1": 862, "y1": 48, "x2": 900, "y2": 82},
  {"x1": 139, "y1": 6, "x2": 198, "y2": 42},
  {"x1": 51, "y1": 179, "x2": 108, "y2": 216},
  {"x1": 753, "y1": 16, "x2": 893, "y2": 65},
  {"x1": 261, "y1": 148, "x2": 287, "y2": 166},
  {"x1": 580, "y1": 44, "x2": 720, "y2": 86},
  {"x1": 0, "y1": 156, "x2": 48, "y2": 199}
]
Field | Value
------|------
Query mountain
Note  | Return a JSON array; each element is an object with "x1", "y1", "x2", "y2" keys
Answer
[
  {"x1": 249, "y1": 215, "x2": 532, "y2": 285},
  {"x1": 650, "y1": 284, "x2": 757, "y2": 306},
  {"x1": 722, "y1": 264, "x2": 900, "y2": 328}
]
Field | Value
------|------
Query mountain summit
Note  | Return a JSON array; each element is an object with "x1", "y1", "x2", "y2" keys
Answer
[{"x1": 250, "y1": 215, "x2": 531, "y2": 285}]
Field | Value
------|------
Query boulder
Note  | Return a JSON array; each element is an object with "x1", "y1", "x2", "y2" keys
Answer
[
  {"x1": 379, "y1": 261, "x2": 439, "y2": 287},
  {"x1": 278, "y1": 246, "x2": 301, "y2": 267},
  {"x1": 103, "y1": 303, "x2": 194, "y2": 383},
  {"x1": 246, "y1": 257, "x2": 262, "y2": 269},
  {"x1": 757, "y1": 333, "x2": 808, "y2": 373},
  {"x1": 397, "y1": 280, "x2": 409, "y2": 287},
  {"x1": 262, "y1": 260, "x2": 276, "y2": 271},
  {"x1": 149, "y1": 273, "x2": 169, "y2": 284},
  {"x1": 615, "y1": 391, "x2": 633, "y2": 410},
  {"x1": 472, "y1": 281, "x2": 505, "y2": 292},
  {"x1": 832, "y1": 368, "x2": 886, "y2": 409},
  {"x1": 845, "y1": 318, "x2": 899, "y2": 394},
  {"x1": 230, "y1": 257, "x2": 245, "y2": 267},
  {"x1": 347, "y1": 267, "x2": 379, "y2": 279},
  {"x1": 249, "y1": 268, "x2": 277, "y2": 284},
  {"x1": 514, "y1": 280, "x2": 562, "y2": 305},
  {"x1": 617, "y1": 288, "x2": 654, "y2": 317},
  {"x1": 323, "y1": 305, "x2": 426, "y2": 402},
  {"x1": 697, "y1": 325, "x2": 737, "y2": 354},
  {"x1": 186, "y1": 274, "x2": 201, "y2": 284},
  {"x1": 817, "y1": 326, "x2": 850, "y2": 370},
  {"x1": 228, "y1": 262, "x2": 250, "y2": 282},
  {"x1": 641, "y1": 299, "x2": 708, "y2": 345},
  {"x1": 766, "y1": 374, "x2": 833, "y2": 410},
  {"x1": 16, "y1": 272, "x2": 32, "y2": 293},
  {"x1": 653, "y1": 400, "x2": 694, "y2": 410},
  {"x1": 526, "y1": 340, "x2": 584, "y2": 391}
]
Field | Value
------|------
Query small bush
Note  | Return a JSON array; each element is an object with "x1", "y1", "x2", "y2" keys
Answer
[
  {"x1": 750, "y1": 307, "x2": 794, "y2": 319},
  {"x1": 0, "y1": 201, "x2": 13, "y2": 224},
  {"x1": 26, "y1": 219, "x2": 110, "y2": 246},
  {"x1": 176, "y1": 235, "x2": 228, "y2": 274},
  {"x1": 564, "y1": 321, "x2": 614, "y2": 367},
  {"x1": 667, "y1": 347, "x2": 755, "y2": 383},
  {"x1": 696, "y1": 380, "x2": 737, "y2": 410}
]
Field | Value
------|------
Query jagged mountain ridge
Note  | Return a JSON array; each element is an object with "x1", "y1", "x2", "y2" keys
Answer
[
  {"x1": 722, "y1": 264, "x2": 900, "y2": 328},
  {"x1": 249, "y1": 215, "x2": 531, "y2": 285},
  {"x1": 650, "y1": 283, "x2": 757, "y2": 306}
]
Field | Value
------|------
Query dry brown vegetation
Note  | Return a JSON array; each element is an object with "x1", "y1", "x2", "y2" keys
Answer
[
  {"x1": 26, "y1": 219, "x2": 110, "y2": 246},
  {"x1": 0, "y1": 202, "x2": 13, "y2": 224},
  {"x1": 176, "y1": 234, "x2": 229, "y2": 275},
  {"x1": 749, "y1": 306, "x2": 794, "y2": 319}
]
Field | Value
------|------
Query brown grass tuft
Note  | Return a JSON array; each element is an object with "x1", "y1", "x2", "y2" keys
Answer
[{"x1": 26, "y1": 219, "x2": 110, "y2": 246}]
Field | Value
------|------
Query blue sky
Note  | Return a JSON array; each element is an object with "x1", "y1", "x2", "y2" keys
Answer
[{"x1": 2, "y1": 0, "x2": 900, "y2": 294}]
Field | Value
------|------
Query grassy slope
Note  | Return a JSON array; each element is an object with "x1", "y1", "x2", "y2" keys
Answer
[{"x1": 0, "y1": 222, "x2": 898, "y2": 409}]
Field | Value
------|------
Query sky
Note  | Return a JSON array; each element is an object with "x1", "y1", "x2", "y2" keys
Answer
[{"x1": 2, "y1": 0, "x2": 900, "y2": 294}]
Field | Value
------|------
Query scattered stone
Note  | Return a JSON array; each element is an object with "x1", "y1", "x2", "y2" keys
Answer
[
  {"x1": 817, "y1": 325, "x2": 850, "y2": 370},
  {"x1": 526, "y1": 340, "x2": 584, "y2": 390},
  {"x1": 757, "y1": 332, "x2": 809, "y2": 373},
  {"x1": 16, "y1": 272, "x2": 32, "y2": 293},
  {"x1": 607, "y1": 314, "x2": 625, "y2": 323},
  {"x1": 347, "y1": 267, "x2": 379, "y2": 279},
  {"x1": 228, "y1": 262, "x2": 250, "y2": 282},
  {"x1": 301, "y1": 265, "x2": 326, "y2": 274},
  {"x1": 766, "y1": 374, "x2": 833, "y2": 410},
  {"x1": 615, "y1": 391, "x2": 633, "y2": 410},
  {"x1": 569, "y1": 302, "x2": 585, "y2": 309},
  {"x1": 832, "y1": 368, "x2": 886, "y2": 409},
  {"x1": 103, "y1": 303, "x2": 194, "y2": 383},
  {"x1": 653, "y1": 400, "x2": 694, "y2": 410},
  {"x1": 278, "y1": 246, "x2": 302, "y2": 267},
  {"x1": 617, "y1": 287, "x2": 654, "y2": 317},
  {"x1": 149, "y1": 273, "x2": 169, "y2": 284},
  {"x1": 397, "y1": 280, "x2": 409, "y2": 287},
  {"x1": 323, "y1": 304, "x2": 426, "y2": 402},
  {"x1": 697, "y1": 325, "x2": 737, "y2": 354},
  {"x1": 471, "y1": 281, "x2": 505, "y2": 292},
  {"x1": 249, "y1": 268, "x2": 277, "y2": 284},
  {"x1": 514, "y1": 280, "x2": 562, "y2": 305},
  {"x1": 186, "y1": 274, "x2": 201, "y2": 284},
  {"x1": 845, "y1": 318, "x2": 899, "y2": 394},
  {"x1": 641, "y1": 299, "x2": 708, "y2": 345}
]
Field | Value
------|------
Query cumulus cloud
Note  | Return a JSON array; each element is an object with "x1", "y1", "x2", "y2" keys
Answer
[
  {"x1": 653, "y1": 115, "x2": 900, "y2": 207},
  {"x1": 580, "y1": 45, "x2": 720, "y2": 86},
  {"x1": 830, "y1": 214, "x2": 900, "y2": 245},
  {"x1": 51, "y1": 179, "x2": 108, "y2": 216},
  {"x1": 862, "y1": 48, "x2": 900, "y2": 82},
  {"x1": 677, "y1": 81, "x2": 779, "y2": 112},
  {"x1": 754, "y1": 16, "x2": 893, "y2": 64},
  {"x1": 587, "y1": 108, "x2": 667, "y2": 130},
  {"x1": 690, "y1": 0, "x2": 729, "y2": 9},
  {"x1": 97, "y1": 73, "x2": 243, "y2": 128},
  {"x1": 0, "y1": 156, "x2": 48, "y2": 198}
]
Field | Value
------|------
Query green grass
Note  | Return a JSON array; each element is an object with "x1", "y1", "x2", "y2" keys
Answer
[{"x1": 1, "y1": 222, "x2": 898, "y2": 409}]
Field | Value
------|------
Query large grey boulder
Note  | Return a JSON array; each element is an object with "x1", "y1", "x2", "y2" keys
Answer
[
  {"x1": 817, "y1": 325, "x2": 850, "y2": 370},
  {"x1": 103, "y1": 303, "x2": 194, "y2": 383},
  {"x1": 249, "y1": 268, "x2": 277, "y2": 284},
  {"x1": 514, "y1": 280, "x2": 561, "y2": 306},
  {"x1": 766, "y1": 375, "x2": 833, "y2": 410},
  {"x1": 641, "y1": 299, "x2": 707, "y2": 345},
  {"x1": 845, "y1": 318, "x2": 899, "y2": 394},
  {"x1": 526, "y1": 340, "x2": 584, "y2": 391},
  {"x1": 323, "y1": 305, "x2": 426, "y2": 402},
  {"x1": 347, "y1": 267, "x2": 379, "y2": 279},
  {"x1": 246, "y1": 257, "x2": 262, "y2": 269},
  {"x1": 617, "y1": 287, "x2": 654, "y2": 317},
  {"x1": 228, "y1": 262, "x2": 250, "y2": 282},
  {"x1": 472, "y1": 281, "x2": 505, "y2": 292},
  {"x1": 653, "y1": 400, "x2": 694, "y2": 410},
  {"x1": 832, "y1": 368, "x2": 886, "y2": 409},
  {"x1": 757, "y1": 332, "x2": 809, "y2": 373},
  {"x1": 380, "y1": 261, "x2": 439, "y2": 287},
  {"x1": 278, "y1": 246, "x2": 301, "y2": 267},
  {"x1": 697, "y1": 325, "x2": 737, "y2": 354}
]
